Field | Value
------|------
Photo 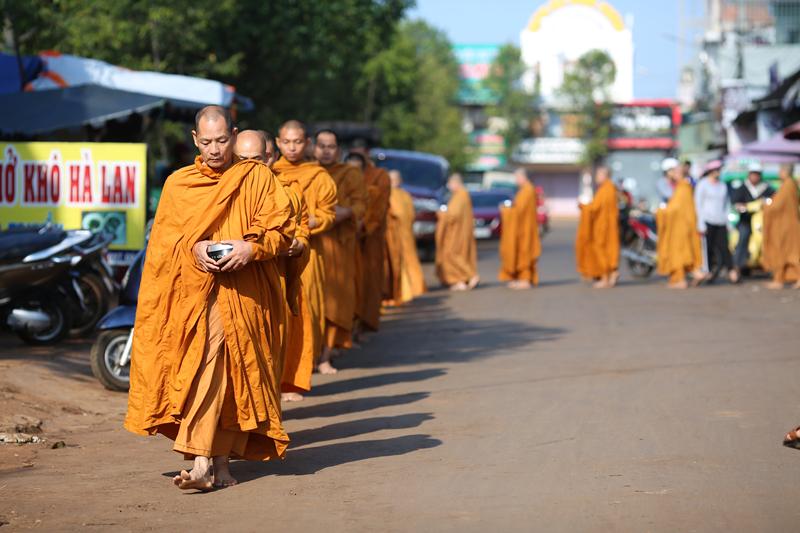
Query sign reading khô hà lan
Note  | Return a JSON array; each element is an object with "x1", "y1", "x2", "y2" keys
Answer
[{"x1": 0, "y1": 142, "x2": 147, "y2": 254}]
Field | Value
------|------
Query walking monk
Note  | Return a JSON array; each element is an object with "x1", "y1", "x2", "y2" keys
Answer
[
  {"x1": 656, "y1": 162, "x2": 703, "y2": 289},
  {"x1": 385, "y1": 169, "x2": 427, "y2": 305},
  {"x1": 762, "y1": 163, "x2": 800, "y2": 290},
  {"x1": 272, "y1": 121, "x2": 338, "y2": 398},
  {"x1": 314, "y1": 129, "x2": 367, "y2": 373},
  {"x1": 499, "y1": 168, "x2": 541, "y2": 290},
  {"x1": 349, "y1": 142, "x2": 391, "y2": 332},
  {"x1": 435, "y1": 173, "x2": 479, "y2": 291},
  {"x1": 575, "y1": 166, "x2": 620, "y2": 288},
  {"x1": 124, "y1": 106, "x2": 294, "y2": 491}
]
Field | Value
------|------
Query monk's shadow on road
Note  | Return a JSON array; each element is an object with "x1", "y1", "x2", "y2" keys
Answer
[
  {"x1": 231, "y1": 433, "x2": 442, "y2": 481},
  {"x1": 283, "y1": 391, "x2": 429, "y2": 420},
  {"x1": 307, "y1": 368, "x2": 446, "y2": 397},
  {"x1": 340, "y1": 294, "x2": 566, "y2": 370},
  {"x1": 288, "y1": 412, "x2": 435, "y2": 447}
]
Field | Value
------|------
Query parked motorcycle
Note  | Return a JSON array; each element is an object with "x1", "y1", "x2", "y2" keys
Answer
[
  {"x1": 67, "y1": 231, "x2": 117, "y2": 337},
  {"x1": 620, "y1": 211, "x2": 658, "y2": 279},
  {"x1": 0, "y1": 226, "x2": 100, "y2": 344},
  {"x1": 91, "y1": 246, "x2": 144, "y2": 391}
]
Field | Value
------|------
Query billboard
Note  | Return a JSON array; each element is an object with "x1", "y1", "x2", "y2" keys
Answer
[
  {"x1": 454, "y1": 44, "x2": 500, "y2": 106},
  {"x1": 607, "y1": 100, "x2": 681, "y2": 150},
  {"x1": 0, "y1": 142, "x2": 147, "y2": 254}
]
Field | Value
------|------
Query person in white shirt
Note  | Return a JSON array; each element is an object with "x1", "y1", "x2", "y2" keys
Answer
[{"x1": 694, "y1": 160, "x2": 738, "y2": 284}]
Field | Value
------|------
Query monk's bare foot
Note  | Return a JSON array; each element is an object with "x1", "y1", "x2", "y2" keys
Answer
[
  {"x1": 511, "y1": 280, "x2": 532, "y2": 290},
  {"x1": 450, "y1": 282, "x2": 468, "y2": 291},
  {"x1": 765, "y1": 281, "x2": 784, "y2": 290},
  {"x1": 174, "y1": 456, "x2": 213, "y2": 491},
  {"x1": 282, "y1": 392, "x2": 304, "y2": 402},
  {"x1": 317, "y1": 360, "x2": 338, "y2": 375},
  {"x1": 593, "y1": 279, "x2": 610, "y2": 289},
  {"x1": 728, "y1": 270, "x2": 740, "y2": 284},
  {"x1": 667, "y1": 280, "x2": 688, "y2": 289},
  {"x1": 609, "y1": 271, "x2": 620, "y2": 287},
  {"x1": 467, "y1": 275, "x2": 480, "y2": 290},
  {"x1": 793, "y1": 281, "x2": 800, "y2": 290},
  {"x1": 211, "y1": 456, "x2": 237, "y2": 489}
]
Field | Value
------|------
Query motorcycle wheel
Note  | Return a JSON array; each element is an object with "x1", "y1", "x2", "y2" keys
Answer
[
  {"x1": 69, "y1": 273, "x2": 111, "y2": 338},
  {"x1": 16, "y1": 294, "x2": 71, "y2": 345},
  {"x1": 90, "y1": 329, "x2": 131, "y2": 392},
  {"x1": 626, "y1": 237, "x2": 654, "y2": 279}
]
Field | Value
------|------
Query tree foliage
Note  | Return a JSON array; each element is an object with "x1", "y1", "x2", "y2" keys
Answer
[
  {"x1": 557, "y1": 49, "x2": 617, "y2": 167},
  {"x1": 1, "y1": 1, "x2": 468, "y2": 166},
  {"x1": 484, "y1": 44, "x2": 538, "y2": 161}
]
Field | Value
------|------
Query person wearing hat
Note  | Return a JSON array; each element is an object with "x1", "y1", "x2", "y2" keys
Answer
[
  {"x1": 730, "y1": 162, "x2": 775, "y2": 276},
  {"x1": 656, "y1": 157, "x2": 679, "y2": 203},
  {"x1": 694, "y1": 160, "x2": 737, "y2": 284}
]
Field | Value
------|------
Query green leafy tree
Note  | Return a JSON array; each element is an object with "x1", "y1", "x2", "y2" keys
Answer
[
  {"x1": 557, "y1": 49, "x2": 616, "y2": 167},
  {"x1": 484, "y1": 44, "x2": 538, "y2": 160},
  {"x1": 362, "y1": 20, "x2": 468, "y2": 169}
]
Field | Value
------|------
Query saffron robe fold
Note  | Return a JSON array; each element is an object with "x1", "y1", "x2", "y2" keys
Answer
[
  {"x1": 385, "y1": 186, "x2": 426, "y2": 304},
  {"x1": 272, "y1": 157, "x2": 337, "y2": 392},
  {"x1": 358, "y1": 164, "x2": 391, "y2": 330},
  {"x1": 320, "y1": 162, "x2": 367, "y2": 348},
  {"x1": 656, "y1": 180, "x2": 702, "y2": 279},
  {"x1": 435, "y1": 188, "x2": 478, "y2": 286},
  {"x1": 762, "y1": 177, "x2": 800, "y2": 282},
  {"x1": 125, "y1": 157, "x2": 294, "y2": 460},
  {"x1": 576, "y1": 180, "x2": 620, "y2": 278},
  {"x1": 499, "y1": 181, "x2": 541, "y2": 284}
]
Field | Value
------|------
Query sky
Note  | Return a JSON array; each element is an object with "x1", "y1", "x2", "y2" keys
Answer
[{"x1": 407, "y1": 0, "x2": 706, "y2": 100}]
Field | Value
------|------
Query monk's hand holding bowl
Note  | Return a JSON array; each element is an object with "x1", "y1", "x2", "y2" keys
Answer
[
  {"x1": 217, "y1": 240, "x2": 254, "y2": 272},
  {"x1": 308, "y1": 216, "x2": 319, "y2": 230},
  {"x1": 285, "y1": 238, "x2": 305, "y2": 257},
  {"x1": 193, "y1": 240, "x2": 221, "y2": 273}
]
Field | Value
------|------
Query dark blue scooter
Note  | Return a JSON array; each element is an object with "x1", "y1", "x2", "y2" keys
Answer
[{"x1": 90, "y1": 246, "x2": 144, "y2": 391}]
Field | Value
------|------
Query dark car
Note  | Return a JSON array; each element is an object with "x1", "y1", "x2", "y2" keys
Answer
[
  {"x1": 372, "y1": 148, "x2": 449, "y2": 260},
  {"x1": 469, "y1": 189, "x2": 512, "y2": 240}
]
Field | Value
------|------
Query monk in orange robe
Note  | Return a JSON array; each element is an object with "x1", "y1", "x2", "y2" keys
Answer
[
  {"x1": 575, "y1": 166, "x2": 620, "y2": 288},
  {"x1": 435, "y1": 173, "x2": 479, "y2": 290},
  {"x1": 272, "y1": 121, "x2": 338, "y2": 399},
  {"x1": 656, "y1": 164, "x2": 703, "y2": 289},
  {"x1": 384, "y1": 169, "x2": 427, "y2": 304},
  {"x1": 346, "y1": 144, "x2": 391, "y2": 332},
  {"x1": 499, "y1": 169, "x2": 541, "y2": 290},
  {"x1": 762, "y1": 163, "x2": 800, "y2": 289},
  {"x1": 315, "y1": 129, "x2": 367, "y2": 373},
  {"x1": 125, "y1": 106, "x2": 294, "y2": 491}
]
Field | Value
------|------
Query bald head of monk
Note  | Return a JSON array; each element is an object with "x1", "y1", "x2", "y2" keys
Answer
[
  {"x1": 345, "y1": 152, "x2": 366, "y2": 172},
  {"x1": 595, "y1": 165, "x2": 611, "y2": 186},
  {"x1": 389, "y1": 169, "x2": 403, "y2": 189},
  {"x1": 514, "y1": 168, "x2": 529, "y2": 188},
  {"x1": 192, "y1": 105, "x2": 238, "y2": 171},
  {"x1": 278, "y1": 120, "x2": 309, "y2": 164},
  {"x1": 257, "y1": 130, "x2": 278, "y2": 166},
  {"x1": 447, "y1": 173, "x2": 464, "y2": 193},
  {"x1": 234, "y1": 130, "x2": 268, "y2": 163},
  {"x1": 779, "y1": 163, "x2": 794, "y2": 181},
  {"x1": 314, "y1": 129, "x2": 340, "y2": 166}
]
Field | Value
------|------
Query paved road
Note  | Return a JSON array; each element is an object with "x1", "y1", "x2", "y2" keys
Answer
[{"x1": 2, "y1": 221, "x2": 800, "y2": 532}]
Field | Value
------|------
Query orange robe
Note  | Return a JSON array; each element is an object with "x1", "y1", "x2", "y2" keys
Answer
[
  {"x1": 358, "y1": 164, "x2": 391, "y2": 330},
  {"x1": 762, "y1": 177, "x2": 800, "y2": 283},
  {"x1": 125, "y1": 157, "x2": 294, "y2": 460},
  {"x1": 272, "y1": 157, "x2": 337, "y2": 392},
  {"x1": 385, "y1": 187, "x2": 426, "y2": 304},
  {"x1": 576, "y1": 180, "x2": 620, "y2": 279},
  {"x1": 499, "y1": 181, "x2": 541, "y2": 284},
  {"x1": 435, "y1": 188, "x2": 478, "y2": 286},
  {"x1": 320, "y1": 162, "x2": 367, "y2": 349},
  {"x1": 656, "y1": 180, "x2": 702, "y2": 282}
]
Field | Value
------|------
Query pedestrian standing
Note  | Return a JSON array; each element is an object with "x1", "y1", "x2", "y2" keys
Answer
[
  {"x1": 730, "y1": 162, "x2": 774, "y2": 275},
  {"x1": 693, "y1": 160, "x2": 738, "y2": 284}
]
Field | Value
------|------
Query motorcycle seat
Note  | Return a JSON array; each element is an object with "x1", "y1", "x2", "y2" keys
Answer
[{"x1": 0, "y1": 230, "x2": 67, "y2": 262}]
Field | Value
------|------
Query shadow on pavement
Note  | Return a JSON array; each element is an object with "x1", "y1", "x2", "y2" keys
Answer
[
  {"x1": 308, "y1": 368, "x2": 446, "y2": 397},
  {"x1": 288, "y1": 413, "x2": 435, "y2": 448},
  {"x1": 0, "y1": 334, "x2": 95, "y2": 382},
  {"x1": 283, "y1": 392, "x2": 429, "y2": 420},
  {"x1": 232, "y1": 434, "x2": 442, "y2": 480}
]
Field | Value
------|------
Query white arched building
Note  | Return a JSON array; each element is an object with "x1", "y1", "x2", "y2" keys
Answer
[{"x1": 520, "y1": 0, "x2": 634, "y2": 104}]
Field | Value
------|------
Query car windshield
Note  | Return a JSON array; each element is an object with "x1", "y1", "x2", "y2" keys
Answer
[
  {"x1": 374, "y1": 157, "x2": 446, "y2": 190},
  {"x1": 470, "y1": 193, "x2": 510, "y2": 208}
]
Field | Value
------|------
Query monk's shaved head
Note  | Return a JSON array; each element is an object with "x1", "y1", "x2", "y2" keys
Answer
[
  {"x1": 234, "y1": 130, "x2": 267, "y2": 163},
  {"x1": 194, "y1": 105, "x2": 234, "y2": 133},
  {"x1": 447, "y1": 172, "x2": 464, "y2": 193},
  {"x1": 389, "y1": 169, "x2": 403, "y2": 188},
  {"x1": 279, "y1": 120, "x2": 308, "y2": 138}
]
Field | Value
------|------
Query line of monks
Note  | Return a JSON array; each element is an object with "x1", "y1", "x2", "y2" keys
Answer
[{"x1": 124, "y1": 107, "x2": 428, "y2": 491}]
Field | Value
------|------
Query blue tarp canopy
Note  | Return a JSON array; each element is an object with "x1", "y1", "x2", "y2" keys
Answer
[
  {"x1": 0, "y1": 84, "x2": 166, "y2": 136},
  {"x1": 0, "y1": 53, "x2": 44, "y2": 94}
]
